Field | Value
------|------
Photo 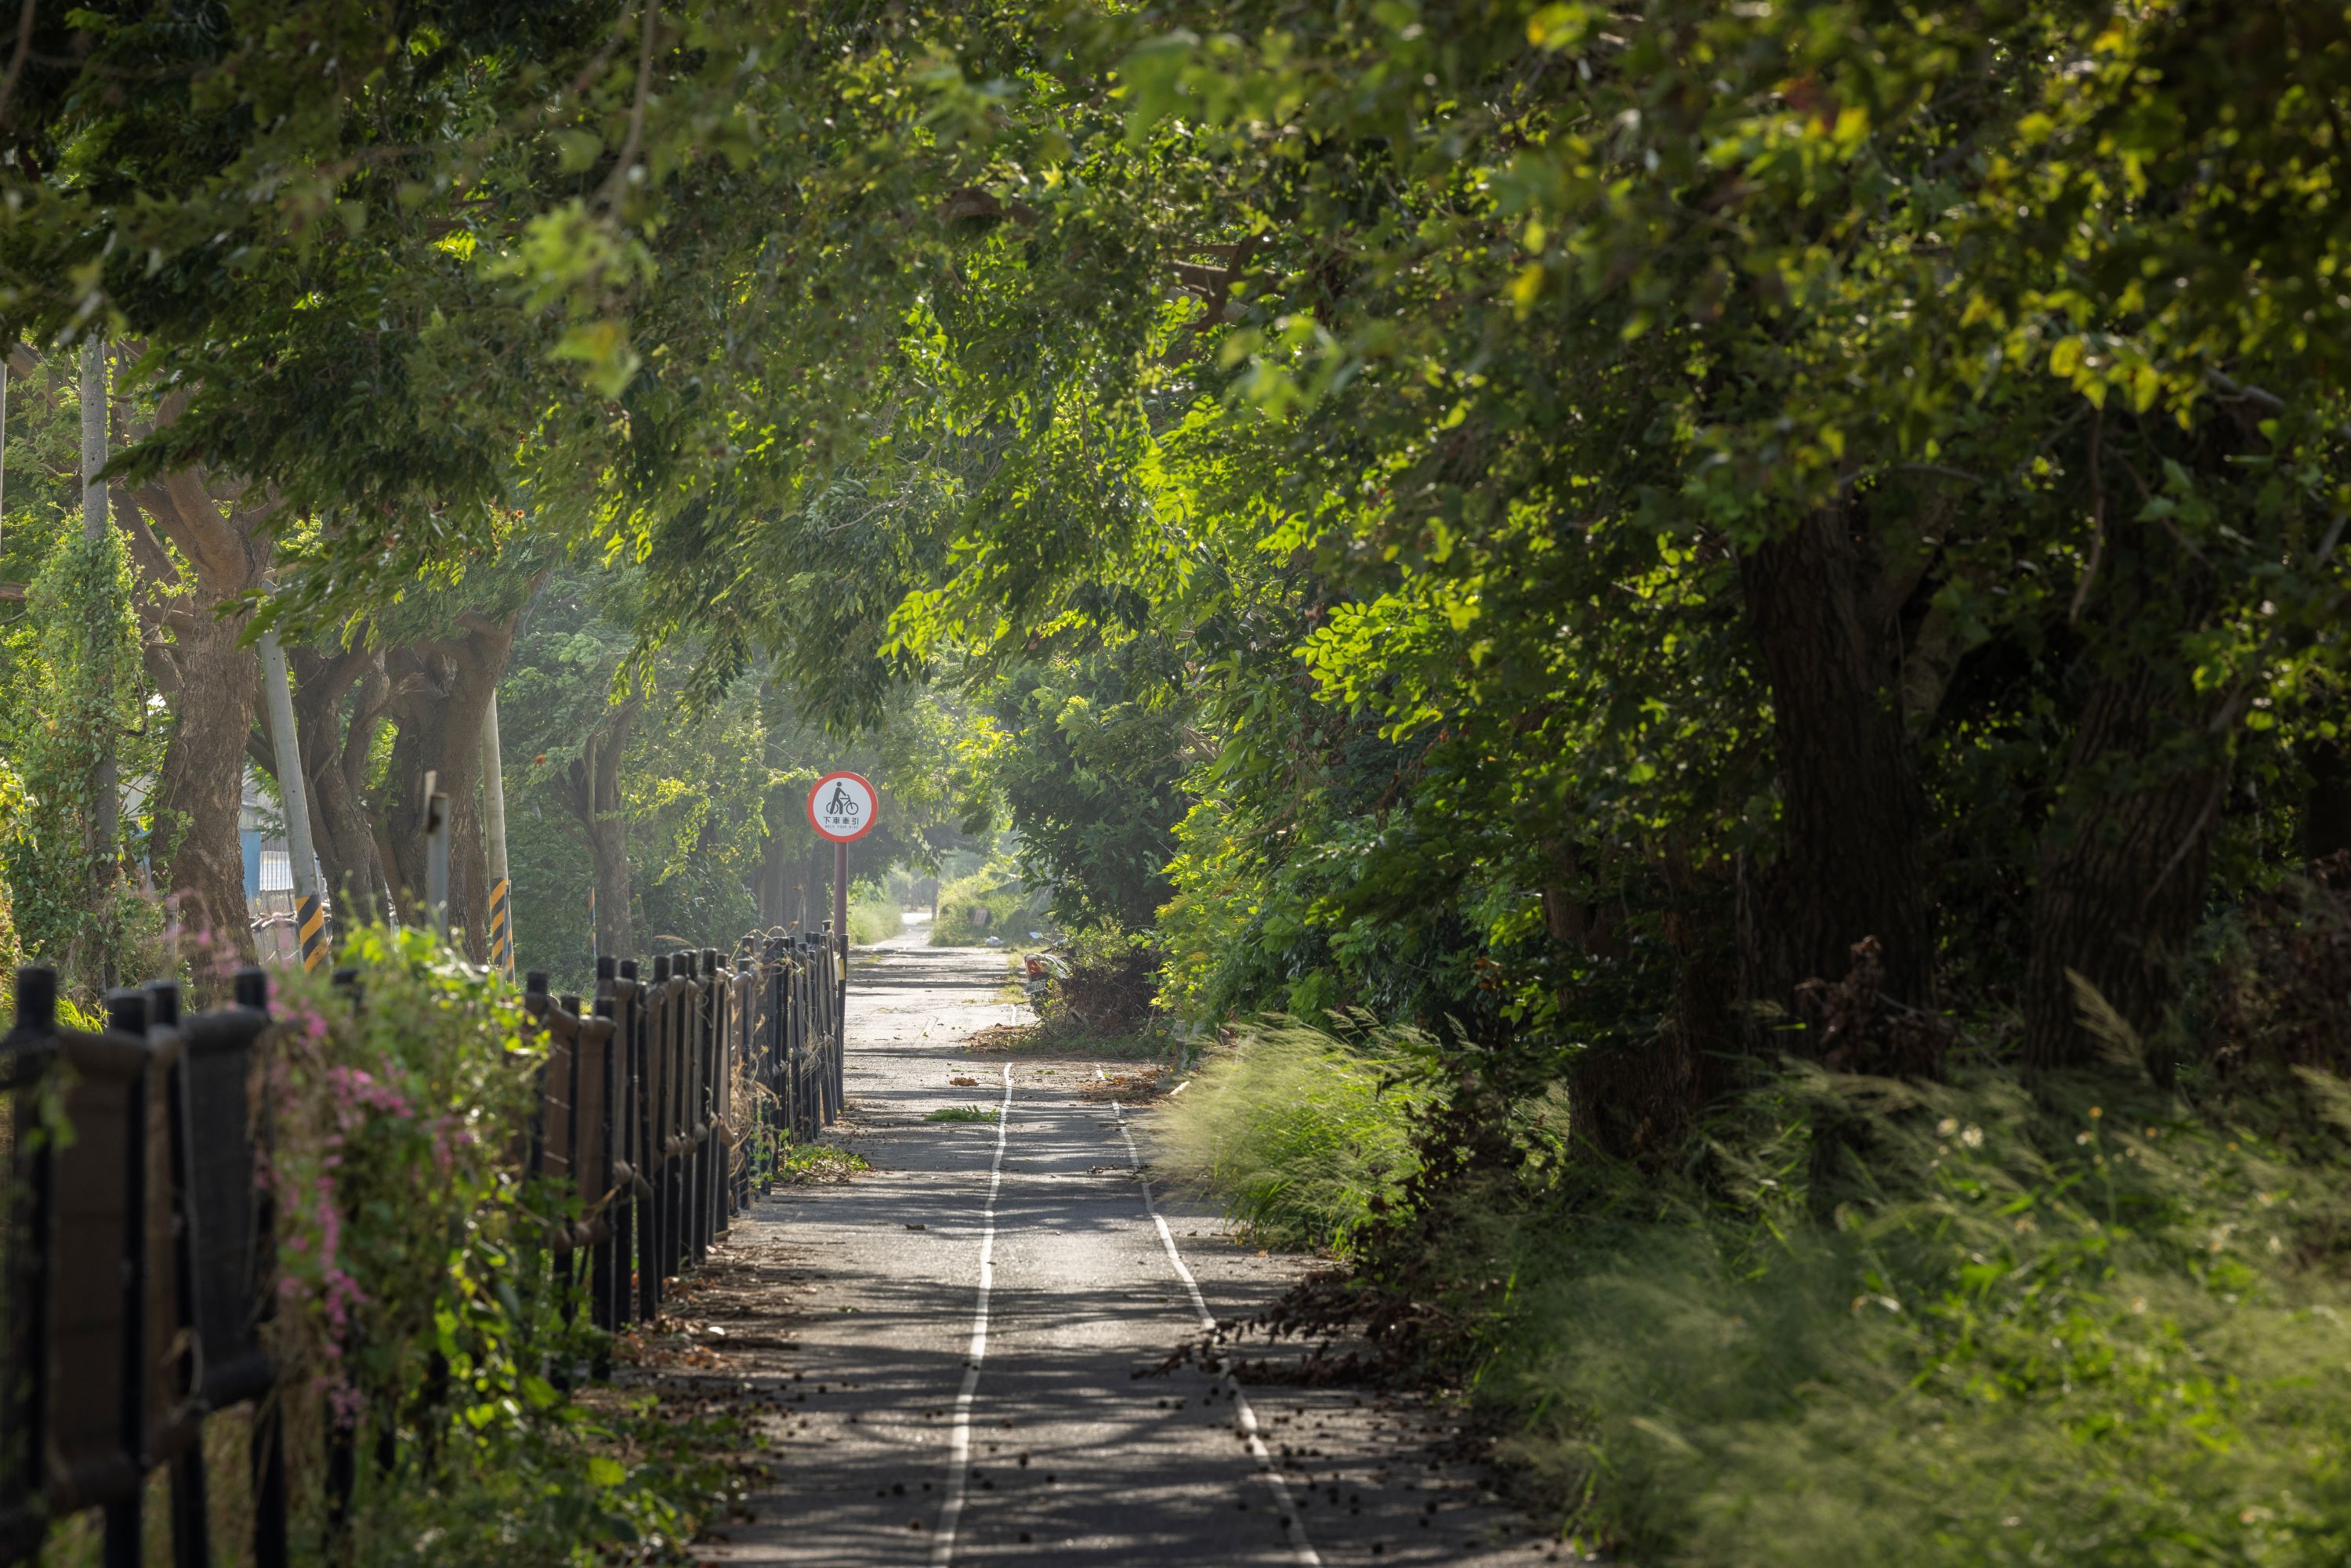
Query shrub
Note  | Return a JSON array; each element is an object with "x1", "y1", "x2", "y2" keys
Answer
[
  {"x1": 1149, "y1": 1018, "x2": 1435, "y2": 1254},
  {"x1": 1038, "y1": 925, "x2": 1162, "y2": 1037},
  {"x1": 846, "y1": 893, "x2": 904, "y2": 945},
  {"x1": 930, "y1": 864, "x2": 1052, "y2": 947},
  {"x1": 255, "y1": 925, "x2": 734, "y2": 1563}
]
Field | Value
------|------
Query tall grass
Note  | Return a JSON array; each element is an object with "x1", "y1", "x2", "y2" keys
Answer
[
  {"x1": 1149, "y1": 1019, "x2": 1434, "y2": 1253},
  {"x1": 846, "y1": 893, "x2": 904, "y2": 944},
  {"x1": 1160, "y1": 1016, "x2": 2351, "y2": 1564},
  {"x1": 929, "y1": 868, "x2": 1052, "y2": 947}
]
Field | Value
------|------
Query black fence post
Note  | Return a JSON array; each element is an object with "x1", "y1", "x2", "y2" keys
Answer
[
  {"x1": 0, "y1": 969, "x2": 58, "y2": 1564},
  {"x1": 591, "y1": 958, "x2": 621, "y2": 1370},
  {"x1": 143, "y1": 981, "x2": 210, "y2": 1568},
  {"x1": 227, "y1": 965, "x2": 292, "y2": 1568},
  {"x1": 100, "y1": 989, "x2": 154, "y2": 1568},
  {"x1": 619, "y1": 958, "x2": 650, "y2": 1328}
]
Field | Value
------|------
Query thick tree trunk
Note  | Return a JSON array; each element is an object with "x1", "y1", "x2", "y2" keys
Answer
[
  {"x1": 121, "y1": 425, "x2": 272, "y2": 970},
  {"x1": 2306, "y1": 737, "x2": 2351, "y2": 863},
  {"x1": 289, "y1": 646, "x2": 394, "y2": 922},
  {"x1": 379, "y1": 615, "x2": 520, "y2": 961},
  {"x1": 757, "y1": 829, "x2": 790, "y2": 928},
  {"x1": 1738, "y1": 506, "x2": 1934, "y2": 1036},
  {"x1": 557, "y1": 693, "x2": 639, "y2": 958},
  {"x1": 148, "y1": 600, "x2": 258, "y2": 960},
  {"x1": 2022, "y1": 653, "x2": 2231, "y2": 1080}
]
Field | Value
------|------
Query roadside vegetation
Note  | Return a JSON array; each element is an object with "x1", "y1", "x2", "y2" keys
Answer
[
  {"x1": 146, "y1": 928, "x2": 741, "y2": 1566},
  {"x1": 6, "y1": 0, "x2": 2351, "y2": 1560},
  {"x1": 929, "y1": 862, "x2": 1056, "y2": 947},
  {"x1": 1154, "y1": 879, "x2": 2351, "y2": 1563},
  {"x1": 845, "y1": 889, "x2": 904, "y2": 946}
]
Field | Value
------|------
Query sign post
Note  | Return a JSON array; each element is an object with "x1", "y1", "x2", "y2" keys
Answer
[{"x1": 806, "y1": 771, "x2": 878, "y2": 1043}]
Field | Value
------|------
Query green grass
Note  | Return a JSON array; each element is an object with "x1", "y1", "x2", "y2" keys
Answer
[
  {"x1": 1157, "y1": 1019, "x2": 2351, "y2": 1565},
  {"x1": 771, "y1": 1141, "x2": 871, "y2": 1185},
  {"x1": 930, "y1": 867, "x2": 1053, "y2": 947},
  {"x1": 1148, "y1": 1017, "x2": 1433, "y2": 1254},
  {"x1": 846, "y1": 894, "x2": 904, "y2": 945},
  {"x1": 925, "y1": 1103, "x2": 1000, "y2": 1123}
]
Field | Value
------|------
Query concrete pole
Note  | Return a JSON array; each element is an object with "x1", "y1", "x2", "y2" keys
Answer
[
  {"x1": 81, "y1": 337, "x2": 115, "y2": 870},
  {"x1": 258, "y1": 628, "x2": 328, "y2": 970},
  {"x1": 480, "y1": 690, "x2": 513, "y2": 975},
  {"x1": 584, "y1": 732, "x2": 598, "y2": 966}
]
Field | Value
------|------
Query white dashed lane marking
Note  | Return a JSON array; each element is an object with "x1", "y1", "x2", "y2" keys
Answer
[
  {"x1": 1099, "y1": 1065, "x2": 1322, "y2": 1566},
  {"x1": 929, "y1": 1060, "x2": 1014, "y2": 1564}
]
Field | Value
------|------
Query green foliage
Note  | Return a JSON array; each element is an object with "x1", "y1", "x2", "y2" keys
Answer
[
  {"x1": 979, "y1": 644, "x2": 1194, "y2": 932},
  {"x1": 770, "y1": 1141, "x2": 870, "y2": 1186},
  {"x1": 1168, "y1": 1013, "x2": 2351, "y2": 1564},
  {"x1": 2, "y1": 523, "x2": 156, "y2": 995},
  {"x1": 924, "y1": 1104, "x2": 998, "y2": 1124},
  {"x1": 845, "y1": 893, "x2": 903, "y2": 946},
  {"x1": 498, "y1": 567, "x2": 984, "y2": 990},
  {"x1": 260, "y1": 925, "x2": 731, "y2": 1561},
  {"x1": 1150, "y1": 1019, "x2": 1434, "y2": 1255},
  {"x1": 1491, "y1": 1071, "x2": 2351, "y2": 1566},
  {"x1": 929, "y1": 862, "x2": 1052, "y2": 947}
]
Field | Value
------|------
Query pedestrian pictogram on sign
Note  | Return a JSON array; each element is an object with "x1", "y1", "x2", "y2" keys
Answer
[{"x1": 807, "y1": 770, "x2": 878, "y2": 843}]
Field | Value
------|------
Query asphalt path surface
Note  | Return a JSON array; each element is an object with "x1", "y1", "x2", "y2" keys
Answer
[{"x1": 669, "y1": 927, "x2": 1567, "y2": 1567}]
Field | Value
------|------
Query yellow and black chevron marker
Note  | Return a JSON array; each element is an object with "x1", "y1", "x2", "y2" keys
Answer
[
  {"x1": 488, "y1": 878, "x2": 513, "y2": 974},
  {"x1": 296, "y1": 892, "x2": 329, "y2": 973}
]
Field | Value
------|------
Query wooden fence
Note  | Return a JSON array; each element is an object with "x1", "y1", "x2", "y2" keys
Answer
[{"x1": 0, "y1": 925, "x2": 846, "y2": 1565}]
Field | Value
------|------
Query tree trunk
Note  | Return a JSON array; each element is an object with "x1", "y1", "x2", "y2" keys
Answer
[
  {"x1": 289, "y1": 646, "x2": 394, "y2": 922},
  {"x1": 121, "y1": 427, "x2": 271, "y2": 970},
  {"x1": 1738, "y1": 506, "x2": 1934, "y2": 1037},
  {"x1": 757, "y1": 828, "x2": 790, "y2": 928},
  {"x1": 147, "y1": 599, "x2": 258, "y2": 961},
  {"x1": 2022, "y1": 651, "x2": 2232, "y2": 1080},
  {"x1": 379, "y1": 614, "x2": 520, "y2": 961},
  {"x1": 557, "y1": 691, "x2": 640, "y2": 958}
]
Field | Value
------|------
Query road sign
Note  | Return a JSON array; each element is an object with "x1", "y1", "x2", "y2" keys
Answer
[{"x1": 807, "y1": 770, "x2": 878, "y2": 843}]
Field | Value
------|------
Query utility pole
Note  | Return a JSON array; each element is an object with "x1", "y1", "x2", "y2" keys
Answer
[
  {"x1": 81, "y1": 337, "x2": 115, "y2": 870},
  {"x1": 584, "y1": 732, "x2": 597, "y2": 967},
  {"x1": 257, "y1": 627, "x2": 328, "y2": 970},
  {"x1": 481, "y1": 690, "x2": 513, "y2": 976}
]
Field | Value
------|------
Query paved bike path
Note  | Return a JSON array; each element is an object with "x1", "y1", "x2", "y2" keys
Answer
[{"x1": 671, "y1": 934, "x2": 1564, "y2": 1567}]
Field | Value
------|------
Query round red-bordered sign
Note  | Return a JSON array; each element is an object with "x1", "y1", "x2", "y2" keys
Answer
[{"x1": 807, "y1": 770, "x2": 878, "y2": 843}]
